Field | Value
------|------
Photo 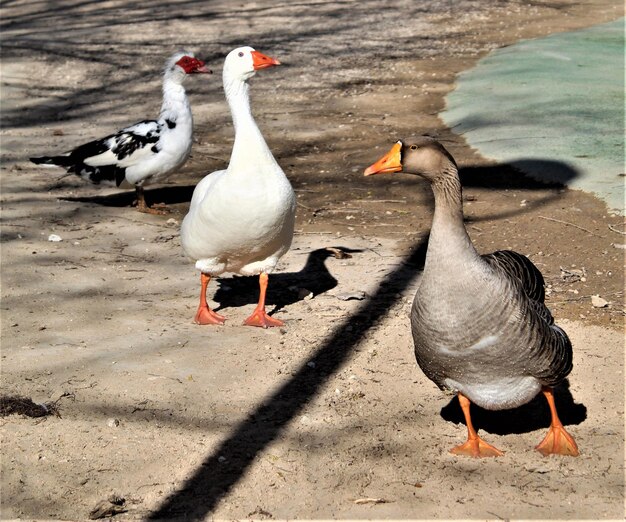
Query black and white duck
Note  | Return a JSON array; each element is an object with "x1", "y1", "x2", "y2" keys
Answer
[{"x1": 31, "y1": 52, "x2": 211, "y2": 214}]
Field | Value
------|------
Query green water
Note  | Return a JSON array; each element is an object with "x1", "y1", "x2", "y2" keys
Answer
[{"x1": 442, "y1": 18, "x2": 625, "y2": 215}]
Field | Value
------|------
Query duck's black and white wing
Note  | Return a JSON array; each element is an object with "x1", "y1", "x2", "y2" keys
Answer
[{"x1": 31, "y1": 119, "x2": 164, "y2": 187}]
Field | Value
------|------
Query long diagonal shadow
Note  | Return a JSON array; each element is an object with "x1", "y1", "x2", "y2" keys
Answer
[{"x1": 147, "y1": 238, "x2": 428, "y2": 520}]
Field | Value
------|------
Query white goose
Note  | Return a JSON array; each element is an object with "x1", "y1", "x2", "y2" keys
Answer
[
  {"x1": 181, "y1": 47, "x2": 296, "y2": 328},
  {"x1": 30, "y1": 51, "x2": 211, "y2": 214}
]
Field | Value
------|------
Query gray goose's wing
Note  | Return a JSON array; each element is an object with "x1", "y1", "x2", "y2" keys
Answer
[
  {"x1": 483, "y1": 250, "x2": 573, "y2": 385},
  {"x1": 483, "y1": 250, "x2": 550, "y2": 322}
]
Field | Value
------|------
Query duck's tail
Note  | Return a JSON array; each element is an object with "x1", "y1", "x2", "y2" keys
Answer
[{"x1": 30, "y1": 155, "x2": 73, "y2": 168}]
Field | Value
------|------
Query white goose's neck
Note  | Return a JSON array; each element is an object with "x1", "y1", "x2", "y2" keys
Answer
[
  {"x1": 159, "y1": 74, "x2": 192, "y2": 127},
  {"x1": 424, "y1": 165, "x2": 479, "y2": 274},
  {"x1": 224, "y1": 75, "x2": 276, "y2": 172}
]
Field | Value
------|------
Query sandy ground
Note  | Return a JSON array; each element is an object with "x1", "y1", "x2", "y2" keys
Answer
[{"x1": 1, "y1": 0, "x2": 624, "y2": 520}]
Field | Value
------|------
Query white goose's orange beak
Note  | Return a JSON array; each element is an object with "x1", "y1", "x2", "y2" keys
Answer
[
  {"x1": 364, "y1": 142, "x2": 403, "y2": 176},
  {"x1": 251, "y1": 50, "x2": 281, "y2": 70}
]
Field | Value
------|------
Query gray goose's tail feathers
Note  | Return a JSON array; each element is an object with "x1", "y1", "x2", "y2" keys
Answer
[{"x1": 483, "y1": 249, "x2": 573, "y2": 385}]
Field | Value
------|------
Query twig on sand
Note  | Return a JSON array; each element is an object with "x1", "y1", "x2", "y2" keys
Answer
[
  {"x1": 538, "y1": 216, "x2": 605, "y2": 238},
  {"x1": 147, "y1": 373, "x2": 183, "y2": 384},
  {"x1": 114, "y1": 216, "x2": 168, "y2": 228},
  {"x1": 294, "y1": 230, "x2": 336, "y2": 235},
  {"x1": 94, "y1": 250, "x2": 143, "y2": 259},
  {"x1": 608, "y1": 223, "x2": 626, "y2": 235},
  {"x1": 548, "y1": 290, "x2": 623, "y2": 304},
  {"x1": 353, "y1": 498, "x2": 390, "y2": 505},
  {"x1": 357, "y1": 199, "x2": 407, "y2": 204}
]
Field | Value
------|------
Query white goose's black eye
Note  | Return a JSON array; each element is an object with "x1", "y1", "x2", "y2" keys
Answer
[
  {"x1": 410, "y1": 145, "x2": 418, "y2": 150},
  {"x1": 238, "y1": 52, "x2": 244, "y2": 57}
]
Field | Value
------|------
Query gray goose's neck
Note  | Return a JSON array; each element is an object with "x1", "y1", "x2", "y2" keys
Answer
[
  {"x1": 424, "y1": 165, "x2": 479, "y2": 273},
  {"x1": 223, "y1": 75, "x2": 275, "y2": 172}
]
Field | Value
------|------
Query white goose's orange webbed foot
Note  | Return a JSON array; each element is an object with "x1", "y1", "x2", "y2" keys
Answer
[
  {"x1": 535, "y1": 387, "x2": 579, "y2": 456},
  {"x1": 243, "y1": 272, "x2": 283, "y2": 328},
  {"x1": 194, "y1": 272, "x2": 225, "y2": 325},
  {"x1": 194, "y1": 306, "x2": 226, "y2": 325},
  {"x1": 243, "y1": 308, "x2": 284, "y2": 328}
]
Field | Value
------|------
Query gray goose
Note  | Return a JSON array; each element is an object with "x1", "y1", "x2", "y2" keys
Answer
[{"x1": 364, "y1": 136, "x2": 579, "y2": 457}]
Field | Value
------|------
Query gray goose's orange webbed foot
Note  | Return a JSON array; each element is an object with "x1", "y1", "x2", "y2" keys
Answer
[
  {"x1": 450, "y1": 393, "x2": 504, "y2": 458},
  {"x1": 535, "y1": 387, "x2": 579, "y2": 456}
]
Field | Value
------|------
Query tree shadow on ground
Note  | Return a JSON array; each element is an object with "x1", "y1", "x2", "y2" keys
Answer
[
  {"x1": 440, "y1": 379, "x2": 587, "y2": 435},
  {"x1": 146, "y1": 237, "x2": 429, "y2": 521},
  {"x1": 56, "y1": 157, "x2": 578, "y2": 212},
  {"x1": 459, "y1": 159, "x2": 574, "y2": 188},
  {"x1": 142, "y1": 157, "x2": 583, "y2": 519},
  {"x1": 1, "y1": 0, "x2": 461, "y2": 131}
]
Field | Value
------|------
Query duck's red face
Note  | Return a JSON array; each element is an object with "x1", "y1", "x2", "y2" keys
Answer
[{"x1": 176, "y1": 55, "x2": 212, "y2": 74}]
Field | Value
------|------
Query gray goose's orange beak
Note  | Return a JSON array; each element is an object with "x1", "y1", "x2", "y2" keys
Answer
[{"x1": 364, "y1": 142, "x2": 403, "y2": 176}]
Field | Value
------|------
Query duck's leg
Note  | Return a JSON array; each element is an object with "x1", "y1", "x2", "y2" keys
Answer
[
  {"x1": 244, "y1": 272, "x2": 284, "y2": 328},
  {"x1": 135, "y1": 186, "x2": 168, "y2": 215},
  {"x1": 450, "y1": 393, "x2": 504, "y2": 458},
  {"x1": 535, "y1": 387, "x2": 579, "y2": 456},
  {"x1": 194, "y1": 273, "x2": 226, "y2": 325}
]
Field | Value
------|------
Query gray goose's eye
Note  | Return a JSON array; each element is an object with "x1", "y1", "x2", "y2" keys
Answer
[{"x1": 410, "y1": 145, "x2": 418, "y2": 150}]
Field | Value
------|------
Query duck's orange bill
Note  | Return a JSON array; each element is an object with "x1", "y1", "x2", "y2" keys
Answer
[
  {"x1": 363, "y1": 142, "x2": 403, "y2": 176},
  {"x1": 251, "y1": 50, "x2": 281, "y2": 70}
]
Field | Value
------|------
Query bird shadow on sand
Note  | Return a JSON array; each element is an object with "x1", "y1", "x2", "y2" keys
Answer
[
  {"x1": 440, "y1": 379, "x2": 587, "y2": 435},
  {"x1": 59, "y1": 185, "x2": 196, "y2": 208},
  {"x1": 212, "y1": 247, "x2": 362, "y2": 314}
]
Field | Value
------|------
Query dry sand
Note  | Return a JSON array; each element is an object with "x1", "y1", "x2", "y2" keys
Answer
[{"x1": 1, "y1": 0, "x2": 624, "y2": 519}]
